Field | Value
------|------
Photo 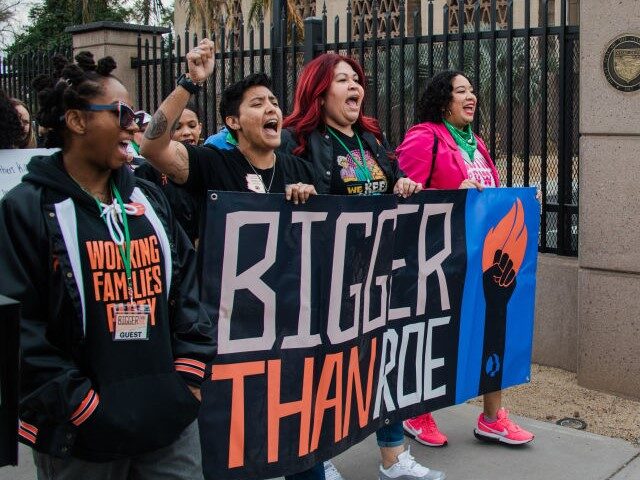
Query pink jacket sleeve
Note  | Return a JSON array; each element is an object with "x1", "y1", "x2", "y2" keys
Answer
[{"x1": 396, "y1": 124, "x2": 436, "y2": 188}]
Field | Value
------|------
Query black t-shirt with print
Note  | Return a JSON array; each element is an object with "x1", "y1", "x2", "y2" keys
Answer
[
  {"x1": 182, "y1": 144, "x2": 315, "y2": 198},
  {"x1": 75, "y1": 200, "x2": 172, "y2": 383},
  {"x1": 328, "y1": 128, "x2": 389, "y2": 195}
]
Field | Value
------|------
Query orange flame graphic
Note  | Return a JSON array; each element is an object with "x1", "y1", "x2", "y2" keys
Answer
[{"x1": 482, "y1": 198, "x2": 528, "y2": 274}]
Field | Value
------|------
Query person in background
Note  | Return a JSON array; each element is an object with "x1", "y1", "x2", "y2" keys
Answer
[
  {"x1": 203, "y1": 126, "x2": 236, "y2": 150},
  {"x1": 172, "y1": 100, "x2": 203, "y2": 145},
  {"x1": 0, "y1": 89, "x2": 25, "y2": 149},
  {"x1": 11, "y1": 98, "x2": 37, "y2": 148},
  {"x1": 130, "y1": 110, "x2": 152, "y2": 155},
  {"x1": 135, "y1": 100, "x2": 204, "y2": 244},
  {"x1": 396, "y1": 69, "x2": 534, "y2": 448},
  {"x1": 281, "y1": 53, "x2": 444, "y2": 480},
  {"x1": 0, "y1": 51, "x2": 215, "y2": 480}
]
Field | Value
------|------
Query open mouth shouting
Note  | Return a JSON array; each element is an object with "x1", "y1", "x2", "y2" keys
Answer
[
  {"x1": 263, "y1": 118, "x2": 280, "y2": 137},
  {"x1": 345, "y1": 93, "x2": 361, "y2": 111}
]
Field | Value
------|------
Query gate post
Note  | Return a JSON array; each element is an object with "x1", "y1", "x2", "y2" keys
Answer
[
  {"x1": 304, "y1": 17, "x2": 324, "y2": 65},
  {"x1": 577, "y1": 0, "x2": 640, "y2": 399},
  {"x1": 65, "y1": 22, "x2": 169, "y2": 110}
]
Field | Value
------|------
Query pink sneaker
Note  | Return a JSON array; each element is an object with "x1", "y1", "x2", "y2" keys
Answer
[
  {"x1": 474, "y1": 408, "x2": 534, "y2": 445},
  {"x1": 403, "y1": 413, "x2": 448, "y2": 447}
]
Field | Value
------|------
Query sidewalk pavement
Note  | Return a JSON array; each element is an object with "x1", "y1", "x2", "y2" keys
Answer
[{"x1": 2, "y1": 404, "x2": 638, "y2": 480}]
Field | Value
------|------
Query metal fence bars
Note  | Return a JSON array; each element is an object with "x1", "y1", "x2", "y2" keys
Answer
[
  {"x1": 0, "y1": 45, "x2": 74, "y2": 130},
  {"x1": 133, "y1": 0, "x2": 578, "y2": 256},
  {"x1": 0, "y1": 0, "x2": 578, "y2": 256}
]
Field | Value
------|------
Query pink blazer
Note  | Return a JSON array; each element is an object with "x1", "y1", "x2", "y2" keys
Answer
[{"x1": 396, "y1": 122, "x2": 500, "y2": 189}]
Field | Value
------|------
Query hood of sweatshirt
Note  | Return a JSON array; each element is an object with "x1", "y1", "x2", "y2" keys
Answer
[{"x1": 22, "y1": 151, "x2": 136, "y2": 208}]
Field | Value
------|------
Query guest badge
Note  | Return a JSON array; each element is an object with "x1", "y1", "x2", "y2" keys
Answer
[{"x1": 112, "y1": 303, "x2": 151, "y2": 341}]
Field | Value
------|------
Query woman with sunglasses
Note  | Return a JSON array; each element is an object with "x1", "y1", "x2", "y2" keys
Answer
[{"x1": 0, "y1": 51, "x2": 215, "y2": 479}]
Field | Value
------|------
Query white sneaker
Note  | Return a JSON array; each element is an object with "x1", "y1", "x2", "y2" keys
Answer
[
  {"x1": 324, "y1": 460, "x2": 346, "y2": 480},
  {"x1": 378, "y1": 447, "x2": 445, "y2": 480}
]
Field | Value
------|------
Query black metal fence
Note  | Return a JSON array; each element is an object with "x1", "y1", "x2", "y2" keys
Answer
[
  {"x1": 133, "y1": 0, "x2": 578, "y2": 256},
  {"x1": 0, "y1": 45, "x2": 74, "y2": 125},
  {"x1": 0, "y1": 0, "x2": 578, "y2": 256}
]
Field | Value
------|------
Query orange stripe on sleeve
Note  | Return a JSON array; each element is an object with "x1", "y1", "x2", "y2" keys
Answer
[
  {"x1": 174, "y1": 358, "x2": 206, "y2": 370},
  {"x1": 175, "y1": 365, "x2": 205, "y2": 378}
]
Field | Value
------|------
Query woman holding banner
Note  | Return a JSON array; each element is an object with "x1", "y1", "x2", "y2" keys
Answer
[
  {"x1": 396, "y1": 70, "x2": 534, "y2": 447},
  {"x1": 0, "y1": 52, "x2": 216, "y2": 479},
  {"x1": 282, "y1": 53, "x2": 444, "y2": 480}
]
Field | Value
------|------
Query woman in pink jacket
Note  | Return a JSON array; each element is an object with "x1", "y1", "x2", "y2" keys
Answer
[{"x1": 396, "y1": 70, "x2": 534, "y2": 448}]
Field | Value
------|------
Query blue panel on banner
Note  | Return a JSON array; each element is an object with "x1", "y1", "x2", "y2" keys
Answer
[{"x1": 455, "y1": 187, "x2": 539, "y2": 403}]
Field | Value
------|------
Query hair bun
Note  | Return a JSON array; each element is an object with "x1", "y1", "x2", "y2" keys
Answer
[
  {"x1": 96, "y1": 56, "x2": 117, "y2": 76},
  {"x1": 51, "y1": 54, "x2": 70, "y2": 78},
  {"x1": 75, "y1": 51, "x2": 96, "y2": 72},
  {"x1": 32, "y1": 74, "x2": 53, "y2": 93},
  {"x1": 60, "y1": 64, "x2": 85, "y2": 86}
]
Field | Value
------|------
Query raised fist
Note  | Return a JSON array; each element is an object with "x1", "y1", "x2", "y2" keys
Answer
[{"x1": 186, "y1": 39, "x2": 215, "y2": 85}]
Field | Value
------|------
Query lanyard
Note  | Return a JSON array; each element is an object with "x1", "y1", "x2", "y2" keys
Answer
[
  {"x1": 94, "y1": 181, "x2": 133, "y2": 302},
  {"x1": 326, "y1": 126, "x2": 373, "y2": 182}
]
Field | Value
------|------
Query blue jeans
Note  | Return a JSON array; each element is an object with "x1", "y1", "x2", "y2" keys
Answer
[
  {"x1": 376, "y1": 421, "x2": 405, "y2": 447},
  {"x1": 285, "y1": 421, "x2": 405, "y2": 480}
]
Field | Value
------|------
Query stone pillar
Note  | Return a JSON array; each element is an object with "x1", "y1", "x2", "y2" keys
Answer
[
  {"x1": 65, "y1": 21, "x2": 170, "y2": 110},
  {"x1": 578, "y1": 2, "x2": 640, "y2": 399}
]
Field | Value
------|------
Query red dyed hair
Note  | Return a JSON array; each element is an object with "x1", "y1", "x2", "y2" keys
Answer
[{"x1": 283, "y1": 53, "x2": 383, "y2": 156}]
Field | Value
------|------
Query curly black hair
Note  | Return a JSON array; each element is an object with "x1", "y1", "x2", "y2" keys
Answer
[
  {"x1": 31, "y1": 51, "x2": 119, "y2": 148},
  {"x1": 0, "y1": 89, "x2": 24, "y2": 149},
  {"x1": 416, "y1": 70, "x2": 471, "y2": 124}
]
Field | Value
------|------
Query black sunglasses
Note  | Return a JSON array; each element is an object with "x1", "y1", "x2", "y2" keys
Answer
[{"x1": 83, "y1": 101, "x2": 137, "y2": 129}]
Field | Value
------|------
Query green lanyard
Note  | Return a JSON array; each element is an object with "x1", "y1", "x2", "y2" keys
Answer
[
  {"x1": 94, "y1": 181, "x2": 133, "y2": 301},
  {"x1": 326, "y1": 126, "x2": 373, "y2": 182}
]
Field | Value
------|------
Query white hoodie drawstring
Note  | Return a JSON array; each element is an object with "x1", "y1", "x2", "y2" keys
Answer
[{"x1": 96, "y1": 199, "x2": 137, "y2": 245}]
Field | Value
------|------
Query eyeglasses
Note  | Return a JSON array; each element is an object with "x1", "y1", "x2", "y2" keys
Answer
[
  {"x1": 134, "y1": 111, "x2": 148, "y2": 129},
  {"x1": 83, "y1": 101, "x2": 137, "y2": 129}
]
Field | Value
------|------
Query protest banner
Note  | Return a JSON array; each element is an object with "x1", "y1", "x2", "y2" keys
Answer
[
  {"x1": 0, "y1": 295, "x2": 20, "y2": 467},
  {"x1": 0, "y1": 149, "x2": 58, "y2": 199},
  {"x1": 197, "y1": 188, "x2": 539, "y2": 480}
]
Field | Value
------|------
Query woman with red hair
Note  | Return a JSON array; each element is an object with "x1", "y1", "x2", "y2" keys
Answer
[
  {"x1": 281, "y1": 53, "x2": 444, "y2": 480},
  {"x1": 282, "y1": 53, "x2": 419, "y2": 198}
]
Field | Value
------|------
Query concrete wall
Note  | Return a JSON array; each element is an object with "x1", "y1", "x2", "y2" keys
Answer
[
  {"x1": 532, "y1": 254, "x2": 578, "y2": 372},
  {"x1": 577, "y1": 0, "x2": 640, "y2": 400}
]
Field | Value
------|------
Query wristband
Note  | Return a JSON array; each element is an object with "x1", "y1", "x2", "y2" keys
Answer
[{"x1": 177, "y1": 73, "x2": 202, "y2": 94}]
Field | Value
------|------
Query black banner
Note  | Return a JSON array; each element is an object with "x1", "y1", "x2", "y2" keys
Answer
[{"x1": 198, "y1": 189, "x2": 539, "y2": 480}]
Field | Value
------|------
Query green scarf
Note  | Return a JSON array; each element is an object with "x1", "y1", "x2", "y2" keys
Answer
[{"x1": 444, "y1": 119, "x2": 477, "y2": 161}]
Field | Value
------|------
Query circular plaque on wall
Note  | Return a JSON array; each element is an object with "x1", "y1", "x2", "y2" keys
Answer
[{"x1": 603, "y1": 35, "x2": 640, "y2": 92}]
